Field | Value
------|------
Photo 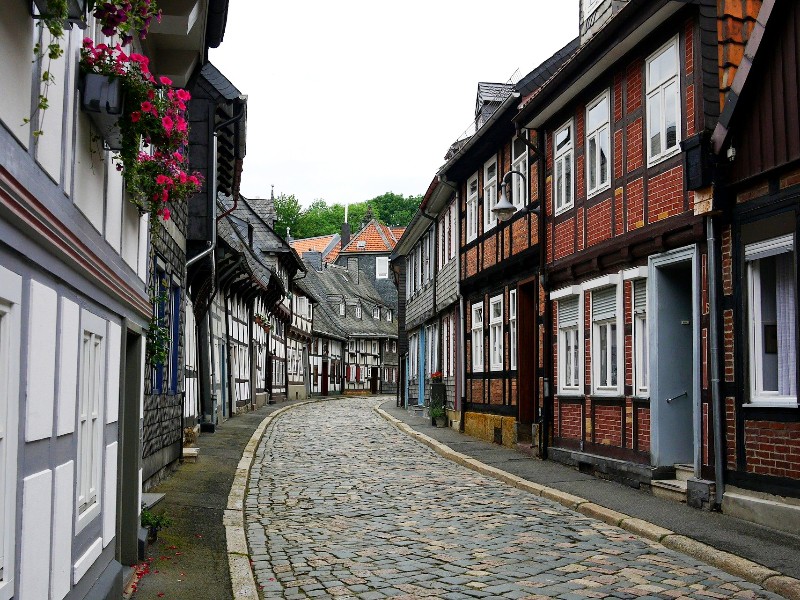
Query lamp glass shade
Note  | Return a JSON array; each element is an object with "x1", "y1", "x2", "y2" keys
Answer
[{"x1": 492, "y1": 187, "x2": 516, "y2": 222}]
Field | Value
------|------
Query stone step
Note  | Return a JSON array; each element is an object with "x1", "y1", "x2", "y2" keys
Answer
[
  {"x1": 675, "y1": 463, "x2": 694, "y2": 482},
  {"x1": 651, "y1": 478, "x2": 688, "y2": 503}
]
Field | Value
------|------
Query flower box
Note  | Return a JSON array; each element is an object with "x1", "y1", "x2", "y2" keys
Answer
[
  {"x1": 80, "y1": 73, "x2": 124, "y2": 150},
  {"x1": 33, "y1": 0, "x2": 87, "y2": 26}
]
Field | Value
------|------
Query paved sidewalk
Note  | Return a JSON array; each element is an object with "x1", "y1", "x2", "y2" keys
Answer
[
  {"x1": 127, "y1": 398, "x2": 312, "y2": 600},
  {"x1": 382, "y1": 402, "x2": 800, "y2": 581}
]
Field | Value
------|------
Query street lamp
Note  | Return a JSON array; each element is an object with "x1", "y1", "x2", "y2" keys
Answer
[{"x1": 492, "y1": 169, "x2": 541, "y2": 222}]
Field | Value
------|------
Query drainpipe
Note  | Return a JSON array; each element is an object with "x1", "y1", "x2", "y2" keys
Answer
[
  {"x1": 536, "y1": 127, "x2": 552, "y2": 460},
  {"x1": 459, "y1": 294, "x2": 466, "y2": 432},
  {"x1": 707, "y1": 213, "x2": 725, "y2": 507}
]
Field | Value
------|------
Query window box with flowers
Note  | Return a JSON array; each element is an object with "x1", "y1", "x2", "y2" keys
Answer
[
  {"x1": 80, "y1": 72, "x2": 124, "y2": 149},
  {"x1": 32, "y1": 0, "x2": 87, "y2": 23}
]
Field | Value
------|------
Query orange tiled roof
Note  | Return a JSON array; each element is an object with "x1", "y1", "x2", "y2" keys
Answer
[
  {"x1": 290, "y1": 234, "x2": 337, "y2": 255},
  {"x1": 325, "y1": 241, "x2": 341, "y2": 263},
  {"x1": 390, "y1": 227, "x2": 406, "y2": 242},
  {"x1": 342, "y1": 220, "x2": 399, "y2": 254}
]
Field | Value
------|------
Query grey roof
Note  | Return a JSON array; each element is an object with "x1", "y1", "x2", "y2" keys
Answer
[
  {"x1": 516, "y1": 38, "x2": 580, "y2": 97},
  {"x1": 301, "y1": 261, "x2": 398, "y2": 340},
  {"x1": 231, "y1": 196, "x2": 305, "y2": 271},
  {"x1": 217, "y1": 216, "x2": 279, "y2": 295},
  {"x1": 476, "y1": 82, "x2": 514, "y2": 108},
  {"x1": 199, "y1": 61, "x2": 242, "y2": 101}
]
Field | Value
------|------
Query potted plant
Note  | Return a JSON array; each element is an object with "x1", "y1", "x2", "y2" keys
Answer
[
  {"x1": 140, "y1": 508, "x2": 172, "y2": 544},
  {"x1": 429, "y1": 373, "x2": 447, "y2": 427},
  {"x1": 33, "y1": 0, "x2": 87, "y2": 23},
  {"x1": 430, "y1": 403, "x2": 447, "y2": 428},
  {"x1": 90, "y1": 0, "x2": 161, "y2": 44}
]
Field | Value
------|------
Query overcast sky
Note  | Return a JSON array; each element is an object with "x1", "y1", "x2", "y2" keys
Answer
[{"x1": 209, "y1": 2, "x2": 579, "y2": 208}]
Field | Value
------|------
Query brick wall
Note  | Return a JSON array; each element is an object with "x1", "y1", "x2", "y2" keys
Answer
[
  {"x1": 560, "y1": 403, "x2": 583, "y2": 440},
  {"x1": 594, "y1": 404, "x2": 623, "y2": 446},
  {"x1": 745, "y1": 421, "x2": 800, "y2": 479}
]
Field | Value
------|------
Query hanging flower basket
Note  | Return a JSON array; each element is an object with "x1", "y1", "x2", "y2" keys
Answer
[
  {"x1": 80, "y1": 72, "x2": 124, "y2": 150},
  {"x1": 33, "y1": 0, "x2": 87, "y2": 26}
]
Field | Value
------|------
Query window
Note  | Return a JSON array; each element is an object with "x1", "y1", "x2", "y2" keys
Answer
[
  {"x1": 442, "y1": 316, "x2": 449, "y2": 378},
  {"x1": 373, "y1": 306, "x2": 380, "y2": 320},
  {"x1": 511, "y1": 135, "x2": 528, "y2": 208},
  {"x1": 471, "y1": 302, "x2": 484, "y2": 371},
  {"x1": 415, "y1": 243, "x2": 422, "y2": 290},
  {"x1": 450, "y1": 202, "x2": 457, "y2": 260},
  {"x1": 427, "y1": 230, "x2": 435, "y2": 281},
  {"x1": 592, "y1": 287, "x2": 619, "y2": 393},
  {"x1": 585, "y1": 0, "x2": 602, "y2": 16},
  {"x1": 510, "y1": 290, "x2": 517, "y2": 370},
  {"x1": 489, "y1": 295, "x2": 504, "y2": 371},
  {"x1": 409, "y1": 333, "x2": 418, "y2": 379},
  {"x1": 386, "y1": 309, "x2": 392, "y2": 322},
  {"x1": 422, "y1": 234, "x2": 431, "y2": 284},
  {"x1": 558, "y1": 296, "x2": 581, "y2": 393},
  {"x1": 746, "y1": 235, "x2": 797, "y2": 406},
  {"x1": 466, "y1": 173, "x2": 479, "y2": 242},
  {"x1": 372, "y1": 341, "x2": 378, "y2": 355},
  {"x1": 426, "y1": 323, "x2": 438, "y2": 376},
  {"x1": 339, "y1": 302, "x2": 345, "y2": 316},
  {"x1": 483, "y1": 157, "x2": 498, "y2": 231},
  {"x1": 376, "y1": 256, "x2": 389, "y2": 279},
  {"x1": 355, "y1": 304, "x2": 362, "y2": 319},
  {"x1": 152, "y1": 268, "x2": 167, "y2": 393},
  {"x1": 553, "y1": 121, "x2": 574, "y2": 214},
  {"x1": 586, "y1": 91, "x2": 611, "y2": 197},
  {"x1": 392, "y1": 340, "x2": 397, "y2": 353},
  {"x1": 646, "y1": 37, "x2": 681, "y2": 165},
  {"x1": 169, "y1": 284, "x2": 181, "y2": 394},
  {"x1": 633, "y1": 280, "x2": 648, "y2": 396},
  {"x1": 0, "y1": 267, "x2": 21, "y2": 599},
  {"x1": 78, "y1": 312, "x2": 105, "y2": 528}
]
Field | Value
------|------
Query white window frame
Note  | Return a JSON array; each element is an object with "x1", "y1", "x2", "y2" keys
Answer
[
  {"x1": 426, "y1": 323, "x2": 438, "y2": 376},
  {"x1": 466, "y1": 173, "x2": 479, "y2": 243},
  {"x1": 376, "y1": 256, "x2": 389, "y2": 280},
  {"x1": 355, "y1": 304, "x2": 362, "y2": 319},
  {"x1": 76, "y1": 310, "x2": 106, "y2": 533},
  {"x1": 373, "y1": 306, "x2": 380, "y2": 320},
  {"x1": 555, "y1": 291, "x2": 583, "y2": 396},
  {"x1": 0, "y1": 267, "x2": 21, "y2": 600},
  {"x1": 483, "y1": 156, "x2": 499, "y2": 232},
  {"x1": 511, "y1": 134, "x2": 528, "y2": 209},
  {"x1": 591, "y1": 286, "x2": 622, "y2": 396},
  {"x1": 386, "y1": 310, "x2": 392, "y2": 323},
  {"x1": 450, "y1": 201, "x2": 457, "y2": 260},
  {"x1": 510, "y1": 290, "x2": 518, "y2": 370},
  {"x1": 489, "y1": 295, "x2": 504, "y2": 371},
  {"x1": 409, "y1": 333, "x2": 418, "y2": 380},
  {"x1": 632, "y1": 279, "x2": 649, "y2": 397},
  {"x1": 745, "y1": 235, "x2": 797, "y2": 407},
  {"x1": 339, "y1": 302, "x2": 345, "y2": 316},
  {"x1": 471, "y1": 302, "x2": 484, "y2": 372},
  {"x1": 586, "y1": 90, "x2": 611, "y2": 198},
  {"x1": 553, "y1": 120, "x2": 574, "y2": 215},
  {"x1": 646, "y1": 36, "x2": 682, "y2": 166}
]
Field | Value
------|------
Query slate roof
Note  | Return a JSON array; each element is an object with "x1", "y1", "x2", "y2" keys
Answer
[
  {"x1": 217, "y1": 215, "x2": 280, "y2": 295},
  {"x1": 231, "y1": 196, "x2": 305, "y2": 271},
  {"x1": 301, "y1": 261, "x2": 398, "y2": 340},
  {"x1": 516, "y1": 37, "x2": 580, "y2": 97},
  {"x1": 198, "y1": 62, "x2": 242, "y2": 101}
]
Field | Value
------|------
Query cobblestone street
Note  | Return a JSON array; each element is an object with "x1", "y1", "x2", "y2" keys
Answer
[{"x1": 245, "y1": 398, "x2": 780, "y2": 599}]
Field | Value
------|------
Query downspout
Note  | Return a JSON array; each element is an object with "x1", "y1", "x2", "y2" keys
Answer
[
  {"x1": 536, "y1": 127, "x2": 552, "y2": 460},
  {"x1": 707, "y1": 209, "x2": 725, "y2": 507},
  {"x1": 459, "y1": 294, "x2": 466, "y2": 432}
]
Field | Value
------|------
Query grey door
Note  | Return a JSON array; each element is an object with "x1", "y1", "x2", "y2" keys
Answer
[{"x1": 650, "y1": 248, "x2": 698, "y2": 468}]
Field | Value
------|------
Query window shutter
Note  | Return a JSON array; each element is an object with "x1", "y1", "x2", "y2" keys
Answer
[
  {"x1": 633, "y1": 281, "x2": 646, "y2": 315},
  {"x1": 558, "y1": 297, "x2": 579, "y2": 328},
  {"x1": 592, "y1": 287, "x2": 617, "y2": 322}
]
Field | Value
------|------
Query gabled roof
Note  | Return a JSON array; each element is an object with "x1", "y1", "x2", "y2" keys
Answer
[
  {"x1": 340, "y1": 219, "x2": 401, "y2": 254},
  {"x1": 230, "y1": 196, "x2": 305, "y2": 272},
  {"x1": 290, "y1": 233, "x2": 341, "y2": 263},
  {"x1": 301, "y1": 261, "x2": 398, "y2": 339},
  {"x1": 198, "y1": 62, "x2": 242, "y2": 102}
]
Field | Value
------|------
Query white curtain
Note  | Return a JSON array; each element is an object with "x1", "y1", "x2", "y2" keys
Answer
[{"x1": 776, "y1": 252, "x2": 797, "y2": 396}]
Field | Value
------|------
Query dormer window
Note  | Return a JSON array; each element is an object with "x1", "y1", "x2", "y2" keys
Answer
[
  {"x1": 357, "y1": 240, "x2": 367, "y2": 249},
  {"x1": 386, "y1": 309, "x2": 392, "y2": 323},
  {"x1": 339, "y1": 302, "x2": 345, "y2": 316},
  {"x1": 356, "y1": 304, "x2": 362, "y2": 319},
  {"x1": 373, "y1": 306, "x2": 380, "y2": 319}
]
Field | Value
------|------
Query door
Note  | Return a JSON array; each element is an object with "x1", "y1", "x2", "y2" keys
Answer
[
  {"x1": 322, "y1": 360, "x2": 329, "y2": 396},
  {"x1": 517, "y1": 280, "x2": 538, "y2": 427},
  {"x1": 649, "y1": 246, "x2": 700, "y2": 470},
  {"x1": 370, "y1": 367, "x2": 379, "y2": 394}
]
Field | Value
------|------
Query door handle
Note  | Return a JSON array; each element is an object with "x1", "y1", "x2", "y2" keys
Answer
[{"x1": 666, "y1": 391, "x2": 688, "y2": 403}]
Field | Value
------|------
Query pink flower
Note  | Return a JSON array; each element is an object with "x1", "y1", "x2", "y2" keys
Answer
[
  {"x1": 176, "y1": 117, "x2": 187, "y2": 133},
  {"x1": 179, "y1": 171, "x2": 188, "y2": 184},
  {"x1": 161, "y1": 208, "x2": 171, "y2": 221},
  {"x1": 162, "y1": 116, "x2": 174, "y2": 133},
  {"x1": 161, "y1": 188, "x2": 169, "y2": 202},
  {"x1": 140, "y1": 101, "x2": 153, "y2": 113},
  {"x1": 188, "y1": 175, "x2": 199, "y2": 186},
  {"x1": 155, "y1": 174, "x2": 172, "y2": 185},
  {"x1": 173, "y1": 151, "x2": 184, "y2": 163},
  {"x1": 159, "y1": 75, "x2": 172, "y2": 86},
  {"x1": 176, "y1": 89, "x2": 191, "y2": 102},
  {"x1": 131, "y1": 111, "x2": 141, "y2": 123},
  {"x1": 147, "y1": 89, "x2": 156, "y2": 101}
]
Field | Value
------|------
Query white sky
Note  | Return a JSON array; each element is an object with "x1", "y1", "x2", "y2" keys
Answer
[{"x1": 209, "y1": 2, "x2": 579, "y2": 208}]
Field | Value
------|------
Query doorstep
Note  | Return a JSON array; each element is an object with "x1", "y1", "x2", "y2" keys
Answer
[{"x1": 722, "y1": 485, "x2": 800, "y2": 536}]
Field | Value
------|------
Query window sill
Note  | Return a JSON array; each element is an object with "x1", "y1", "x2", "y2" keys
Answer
[
  {"x1": 742, "y1": 401, "x2": 797, "y2": 409},
  {"x1": 557, "y1": 391, "x2": 583, "y2": 398},
  {"x1": 75, "y1": 500, "x2": 100, "y2": 535},
  {"x1": 586, "y1": 183, "x2": 611, "y2": 201},
  {"x1": 647, "y1": 146, "x2": 682, "y2": 169},
  {"x1": 554, "y1": 204, "x2": 574, "y2": 218}
]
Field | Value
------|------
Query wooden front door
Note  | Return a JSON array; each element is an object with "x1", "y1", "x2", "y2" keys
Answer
[
  {"x1": 322, "y1": 361, "x2": 329, "y2": 396},
  {"x1": 370, "y1": 367, "x2": 379, "y2": 394}
]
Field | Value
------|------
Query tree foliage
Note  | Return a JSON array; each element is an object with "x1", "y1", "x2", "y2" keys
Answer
[{"x1": 272, "y1": 192, "x2": 422, "y2": 240}]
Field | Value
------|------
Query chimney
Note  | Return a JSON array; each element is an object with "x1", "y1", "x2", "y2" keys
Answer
[
  {"x1": 341, "y1": 222, "x2": 351, "y2": 249},
  {"x1": 347, "y1": 257, "x2": 359, "y2": 284},
  {"x1": 303, "y1": 251, "x2": 323, "y2": 272}
]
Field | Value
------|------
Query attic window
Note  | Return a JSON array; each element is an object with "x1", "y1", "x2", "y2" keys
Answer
[
  {"x1": 339, "y1": 303, "x2": 345, "y2": 316},
  {"x1": 357, "y1": 241, "x2": 367, "y2": 249},
  {"x1": 373, "y1": 307, "x2": 380, "y2": 319},
  {"x1": 356, "y1": 305, "x2": 362, "y2": 319}
]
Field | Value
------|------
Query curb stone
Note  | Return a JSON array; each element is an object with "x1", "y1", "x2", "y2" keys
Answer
[
  {"x1": 374, "y1": 405, "x2": 800, "y2": 600},
  {"x1": 225, "y1": 398, "x2": 327, "y2": 600}
]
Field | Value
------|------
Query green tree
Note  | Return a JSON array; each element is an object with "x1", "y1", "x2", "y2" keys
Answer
[
  {"x1": 367, "y1": 192, "x2": 421, "y2": 226},
  {"x1": 273, "y1": 193, "x2": 301, "y2": 239},
  {"x1": 294, "y1": 199, "x2": 344, "y2": 239}
]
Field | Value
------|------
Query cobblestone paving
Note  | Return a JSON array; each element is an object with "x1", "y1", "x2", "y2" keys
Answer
[{"x1": 245, "y1": 398, "x2": 780, "y2": 599}]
